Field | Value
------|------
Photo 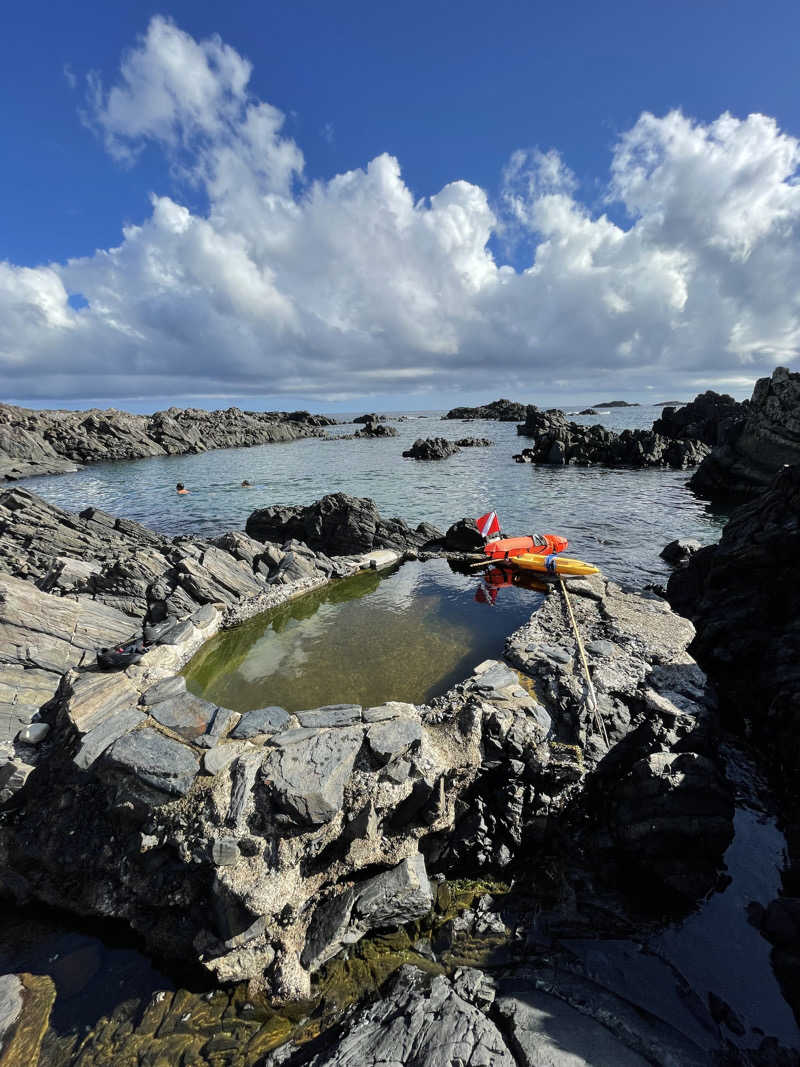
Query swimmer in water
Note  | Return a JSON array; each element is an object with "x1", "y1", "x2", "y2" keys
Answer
[
  {"x1": 241, "y1": 480, "x2": 252, "y2": 488},
  {"x1": 176, "y1": 483, "x2": 189, "y2": 494}
]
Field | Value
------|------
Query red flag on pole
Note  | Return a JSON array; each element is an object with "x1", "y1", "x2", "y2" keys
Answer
[{"x1": 476, "y1": 511, "x2": 501, "y2": 540}]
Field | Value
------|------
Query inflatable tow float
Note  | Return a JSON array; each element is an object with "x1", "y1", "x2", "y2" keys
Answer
[{"x1": 476, "y1": 511, "x2": 598, "y2": 578}]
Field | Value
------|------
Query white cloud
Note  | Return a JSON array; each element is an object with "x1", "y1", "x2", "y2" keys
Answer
[{"x1": 3, "y1": 17, "x2": 800, "y2": 403}]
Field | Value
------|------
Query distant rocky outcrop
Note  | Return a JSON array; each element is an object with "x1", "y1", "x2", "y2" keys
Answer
[
  {"x1": 514, "y1": 407, "x2": 709, "y2": 469},
  {"x1": 0, "y1": 403, "x2": 334, "y2": 482},
  {"x1": 402, "y1": 438, "x2": 461, "y2": 460},
  {"x1": 246, "y1": 493, "x2": 443, "y2": 555},
  {"x1": 652, "y1": 390, "x2": 748, "y2": 446},
  {"x1": 354, "y1": 419, "x2": 398, "y2": 438},
  {"x1": 352, "y1": 413, "x2": 387, "y2": 424},
  {"x1": 688, "y1": 367, "x2": 800, "y2": 498},
  {"x1": 454, "y1": 437, "x2": 493, "y2": 448},
  {"x1": 579, "y1": 408, "x2": 599, "y2": 415},
  {"x1": 443, "y1": 399, "x2": 527, "y2": 421},
  {"x1": 594, "y1": 400, "x2": 640, "y2": 407}
]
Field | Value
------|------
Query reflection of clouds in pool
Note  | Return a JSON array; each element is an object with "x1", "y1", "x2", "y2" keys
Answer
[{"x1": 184, "y1": 559, "x2": 536, "y2": 713}]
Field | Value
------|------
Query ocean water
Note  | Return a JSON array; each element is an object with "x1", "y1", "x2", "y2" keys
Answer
[{"x1": 12, "y1": 405, "x2": 726, "y2": 589}]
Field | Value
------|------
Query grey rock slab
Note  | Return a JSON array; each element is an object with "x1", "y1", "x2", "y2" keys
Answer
[
  {"x1": 230, "y1": 706, "x2": 289, "y2": 739},
  {"x1": 367, "y1": 718, "x2": 423, "y2": 762},
  {"x1": 104, "y1": 727, "x2": 199, "y2": 796},
  {"x1": 191, "y1": 603, "x2": 218, "y2": 628},
  {"x1": 296, "y1": 704, "x2": 362, "y2": 728},
  {"x1": 354, "y1": 852, "x2": 433, "y2": 929},
  {"x1": 262, "y1": 726, "x2": 364, "y2": 825},
  {"x1": 302, "y1": 854, "x2": 433, "y2": 972},
  {"x1": 0, "y1": 758, "x2": 34, "y2": 803},
  {"x1": 74, "y1": 707, "x2": 147, "y2": 770},
  {"x1": 227, "y1": 750, "x2": 264, "y2": 832},
  {"x1": 65, "y1": 672, "x2": 141, "y2": 735},
  {"x1": 286, "y1": 966, "x2": 515, "y2": 1066},
  {"x1": 473, "y1": 662, "x2": 518, "y2": 693},
  {"x1": 140, "y1": 675, "x2": 186, "y2": 706},
  {"x1": 203, "y1": 740, "x2": 251, "y2": 776},
  {"x1": 495, "y1": 987, "x2": 650, "y2": 1066},
  {"x1": 158, "y1": 619, "x2": 196, "y2": 646},
  {"x1": 148, "y1": 693, "x2": 219, "y2": 742},
  {"x1": 363, "y1": 701, "x2": 417, "y2": 723}
]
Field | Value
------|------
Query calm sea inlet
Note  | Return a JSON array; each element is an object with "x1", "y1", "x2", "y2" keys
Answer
[{"x1": 14, "y1": 405, "x2": 727, "y2": 589}]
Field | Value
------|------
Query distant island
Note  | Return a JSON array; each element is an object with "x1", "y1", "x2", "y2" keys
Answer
[{"x1": 593, "y1": 400, "x2": 640, "y2": 407}]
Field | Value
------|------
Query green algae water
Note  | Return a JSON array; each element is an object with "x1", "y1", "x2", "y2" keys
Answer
[{"x1": 183, "y1": 558, "x2": 544, "y2": 712}]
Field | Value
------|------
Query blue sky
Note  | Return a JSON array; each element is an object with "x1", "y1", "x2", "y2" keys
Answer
[{"x1": 2, "y1": 2, "x2": 800, "y2": 410}]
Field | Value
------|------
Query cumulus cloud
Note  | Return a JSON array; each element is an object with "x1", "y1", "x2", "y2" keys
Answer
[{"x1": 2, "y1": 15, "x2": 800, "y2": 404}]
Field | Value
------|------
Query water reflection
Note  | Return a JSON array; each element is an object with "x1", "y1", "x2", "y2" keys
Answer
[{"x1": 184, "y1": 558, "x2": 543, "y2": 713}]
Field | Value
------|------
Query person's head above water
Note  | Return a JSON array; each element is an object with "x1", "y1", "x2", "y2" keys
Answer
[
  {"x1": 176, "y1": 483, "x2": 189, "y2": 494},
  {"x1": 241, "y1": 480, "x2": 252, "y2": 487}
]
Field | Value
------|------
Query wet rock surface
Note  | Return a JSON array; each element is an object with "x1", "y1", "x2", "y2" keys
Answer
[
  {"x1": 514, "y1": 406, "x2": 710, "y2": 468},
  {"x1": 689, "y1": 366, "x2": 800, "y2": 498},
  {"x1": 0, "y1": 402, "x2": 333, "y2": 482},
  {"x1": 402, "y1": 437, "x2": 461, "y2": 460},
  {"x1": 245, "y1": 492, "x2": 444, "y2": 554}
]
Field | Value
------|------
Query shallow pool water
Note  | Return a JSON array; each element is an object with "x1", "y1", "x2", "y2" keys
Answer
[{"x1": 183, "y1": 557, "x2": 544, "y2": 712}]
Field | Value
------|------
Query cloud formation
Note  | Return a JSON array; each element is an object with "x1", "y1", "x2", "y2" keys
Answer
[{"x1": 2, "y1": 16, "x2": 799, "y2": 404}]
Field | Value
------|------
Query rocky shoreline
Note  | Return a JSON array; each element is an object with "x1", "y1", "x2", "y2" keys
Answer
[
  {"x1": 2, "y1": 484, "x2": 798, "y2": 1062},
  {"x1": 0, "y1": 403, "x2": 334, "y2": 482}
]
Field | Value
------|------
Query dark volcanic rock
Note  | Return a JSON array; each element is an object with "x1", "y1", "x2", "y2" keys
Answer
[
  {"x1": 352, "y1": 413, "x2": 387, "y2": 424},
  {"x1": 271, "y1": 966, "x2": 516, "y2": 1066},
  {"x1": 246, "y1": 493, "x2": 443, "y2": 554},
  {"x1": 689, "y1": 367, "x2": 800, "y2": 498},
  {"x1": 514, "y1": 407, "x2": 709, "y2": 469},
  {"x1": 579, "y1": 407, "x2": 599, "y2": 415},
  {"x1": 444, "y1": 518, "x2": 485, "y2": 552},
  {"x1": 443, "y1": 398, "x2": 527, "y2": 421},
  {"x1": 353, "y1": 420, "x2": 398, "y2": 438},
  {"x1": 402, "y1": 437, "x2": 461, "y2": 460},
  {"x1": 594, "y1": 400, "x2": 640, "y2": 407},
  {"x1": 652, "y1": 390, "x2": 748, "y2": 446},
  {"x1": 454, "y1": 437, "x2": 493, "y2": 447},
  {"x1": 660, "y1": 538, "x2": 703, "y2": 566},
  {"x1": 0, "y1": 402, "x2": 333, "y2": 481},
  {"x1": 667, "y1": 463, "x2": 800, "y2": 785}
]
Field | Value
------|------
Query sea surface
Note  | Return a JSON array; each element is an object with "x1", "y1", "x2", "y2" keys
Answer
[{"x1": 13, "y1": 405, "x2": 727, "y2": 589}]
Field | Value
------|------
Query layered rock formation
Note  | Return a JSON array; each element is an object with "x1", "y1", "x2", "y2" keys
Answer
[
  {"x1": 689, "y1": 366, "x2": 800, "y2": 497},
  {"x1": 0, "y1": 486, "x2": 735, "y2": 1021},
  {"x1": 443, "y1": 399, "x2": 527, "y2": 421},
  {"x1": 514, "y1": 407, "x2": 709, "y2": 468},
  {"x1": 0, "y1": 403, "x2": 333, "y2": 482}
]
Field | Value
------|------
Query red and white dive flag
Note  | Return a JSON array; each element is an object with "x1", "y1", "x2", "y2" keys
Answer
[{"x1": 476, "y1": 511, "x2": 501, "y2": 540}]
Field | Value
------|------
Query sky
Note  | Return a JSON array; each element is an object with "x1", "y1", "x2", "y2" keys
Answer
[{"x1": 2, "y1": 1, "x2": 800, "y2": 412}]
